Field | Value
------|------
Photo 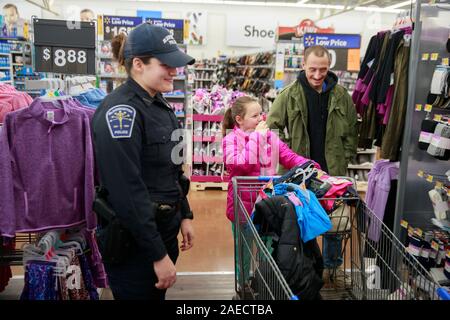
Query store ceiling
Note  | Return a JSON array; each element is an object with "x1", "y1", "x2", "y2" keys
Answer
[{"x1": 223, "y1": 0, "x2": 413, "y2": 9}]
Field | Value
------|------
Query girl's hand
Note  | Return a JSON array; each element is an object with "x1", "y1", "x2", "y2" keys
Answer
[{"x1": 255, "y1": 121, "x2": 269, "y2": 135}]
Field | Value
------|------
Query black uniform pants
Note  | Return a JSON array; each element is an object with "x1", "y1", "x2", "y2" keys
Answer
[{"x1": 104, "y1": 209, "x2": 182, "y2": 300}]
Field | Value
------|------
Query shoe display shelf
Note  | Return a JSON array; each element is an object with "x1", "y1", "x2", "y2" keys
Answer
[
  {"x1": 218, "y1": 51, "x2": 275, "y2": 97},
  {"x1": 192, "y1": 58, "x2": 219, "y2": 91},
  {"x1": 191, "y1": 113, "x2": 229, "y2": 191}
]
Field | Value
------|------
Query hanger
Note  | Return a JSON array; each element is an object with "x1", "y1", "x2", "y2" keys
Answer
[
  {"x1": 22, "y1": 242, "x2": 70, "y2": 276},
  {"x1": 65, "y1": 232, "x2": 88, "y2": 250},
  {"x1": 58, "y1": 240, "x2": 84, "y2": 255}
]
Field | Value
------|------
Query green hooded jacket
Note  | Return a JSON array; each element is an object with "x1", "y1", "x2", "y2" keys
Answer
[{"x1": 267, "y1": 78, "x2": 358, "y2": 176}]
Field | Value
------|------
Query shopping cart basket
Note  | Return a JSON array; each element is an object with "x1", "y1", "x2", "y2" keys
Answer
[{"x1": 232, "y1": 176, "x2": 450, "y2": 300}]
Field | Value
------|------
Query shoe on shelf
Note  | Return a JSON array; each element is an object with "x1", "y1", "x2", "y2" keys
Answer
[
  {"x1": 210, "y1": 123, "x2": 217, "y2": 136},
  {"x1": 210, "y1": 146, "x2": 217, "y2": 157},
  {"x1": 215, "y1": 163, "x2": 223, "y2": 175},
  {"x1": 193, "y1": 102, "x2": 205, "y2": 114}
]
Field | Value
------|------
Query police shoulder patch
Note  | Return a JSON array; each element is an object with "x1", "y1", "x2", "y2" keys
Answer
[{"x1": 106, "y1": 105, "x2": 136, "y2": 139}]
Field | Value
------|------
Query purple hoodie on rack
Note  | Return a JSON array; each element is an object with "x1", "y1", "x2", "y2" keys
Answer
[
  {"x1": 366, "y1": 160, "x2": 399, "y2": 242},
  {"x1": 0, "y1": 98, "x2": 97, "y2": 237}
]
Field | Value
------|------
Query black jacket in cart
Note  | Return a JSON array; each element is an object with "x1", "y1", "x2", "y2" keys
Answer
[
  {"x1": 92, "y1": 78, "x2": 192, "y2": 264},
  {"x1": 253, "y1": 196, "x2": 324, "y2": 300}
]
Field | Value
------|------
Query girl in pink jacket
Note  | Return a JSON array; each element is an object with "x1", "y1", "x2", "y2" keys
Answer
[{"x1": 222, "y1": 96, "x2": 317, "y2": 223}]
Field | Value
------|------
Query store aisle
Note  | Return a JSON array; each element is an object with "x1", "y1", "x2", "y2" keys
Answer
[{"x1": 176, "y1": 190, "x2": 234, "y2": 272}]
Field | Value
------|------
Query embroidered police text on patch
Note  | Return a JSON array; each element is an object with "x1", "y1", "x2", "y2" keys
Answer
[{"x1": 106, "y1": 105, "x2": 136, "y2": 138}]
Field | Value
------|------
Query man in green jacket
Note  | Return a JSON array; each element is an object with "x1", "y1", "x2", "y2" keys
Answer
[{"x1": 267, "y1": 45, "x2": 357, "y2": 281}]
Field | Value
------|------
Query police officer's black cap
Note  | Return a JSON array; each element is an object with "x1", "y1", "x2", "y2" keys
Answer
[{"x1": 123, "y1": 23, "x2": 195, "y2": 68}]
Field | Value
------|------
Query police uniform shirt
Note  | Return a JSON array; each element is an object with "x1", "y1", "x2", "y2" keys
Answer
[{"x1": 92, "y1": 78, "x2": 188, "y2": 263}]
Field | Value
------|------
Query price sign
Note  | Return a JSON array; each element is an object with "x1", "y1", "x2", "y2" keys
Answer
[
  {"x1": 33, "y1": 18, "x2": 96, "y2": 75},
  {"x1": 146, "y1": 18, "x2": 185, "y2": 44},
  {"x1": 103, "y1": 16, "x2": 143, "y2": 41},
  {"x1": 430, "y1": 53, "x2": 439, "y2": 61},
  {"x1": 424, "y1": 104, "x2": 433, "y2": 112},
  {"x1": 400, "y1": 220, "x2": 409, "y2": 229}
]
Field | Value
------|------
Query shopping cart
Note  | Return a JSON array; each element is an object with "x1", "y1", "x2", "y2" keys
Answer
[{"x1": 232, "y1": 176, "x2": 450, "y2": 300}]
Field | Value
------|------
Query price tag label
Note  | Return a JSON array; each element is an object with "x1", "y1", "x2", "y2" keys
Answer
[
  {"x1": 408, "y1": 226, "x2": 414, "y2": 236},
  {"x1": 422, "y1": 53, "x2": 430, "y2": 61},
  {"x1": 431, "y1": 241, "x2": 439, "y2": 251},
  {"x1": 424, "y1": 104, "x2": 433, "y2": 112},
  {"x1": 415, "y1": 104, "x2": 422, "y2": 111},
  {"x1": 417, "y1": 170, "x2": 424, "y2": 177},
  {"x1": 400, "y1": 220, "x2": 409, "y2": 229},
  {"x1": 442, "y1": 58, "x2": 449, "y2": 66},
  {"x1": 430, "y1": 53, "x2": 439, "y2": 61},
  {"x1": 434, "y1": 114, "x2": 443, "y2": 121},
  {"x1": 427, "y1": 175, "x2": 434, "y2": 182},
  {"x1": 414, "y1": 228, "x2": 423, "y2": 237}
]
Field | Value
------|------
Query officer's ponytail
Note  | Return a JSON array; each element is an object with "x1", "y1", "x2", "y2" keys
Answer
[
  {"x1": 111, "y1": 33, "x2": 127, "y2": 66},
  {"x1": 221, "y1": 96, "x2": 257, "y2": 137}
]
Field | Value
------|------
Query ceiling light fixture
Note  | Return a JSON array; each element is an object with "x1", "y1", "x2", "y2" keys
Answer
[
  {"x1": 385, "y1": 0, "x2": 416, "y2": 10},
  {"x1": 135, "y1": 0, "x2": 401, "y2": 12}
]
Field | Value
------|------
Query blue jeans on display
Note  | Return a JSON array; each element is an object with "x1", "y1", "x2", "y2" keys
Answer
[{"x1": 322, "y1": 234, "x2": 343, "y2": 269}]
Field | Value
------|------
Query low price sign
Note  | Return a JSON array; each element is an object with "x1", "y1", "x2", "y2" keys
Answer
[
  {"x1": 304, "y1": 33, "x2": 361, "y2": 71},
  {"x1": 103, "y1": 15, "x2": 143, "y2": 40},
  {"x1": 146, "y1": 18, "x2": 185, "y2": 44}
]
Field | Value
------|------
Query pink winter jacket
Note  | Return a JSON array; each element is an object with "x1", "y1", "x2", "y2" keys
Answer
[{"x1": 222, "y1": 126, "x2": 312, "y2": 222}]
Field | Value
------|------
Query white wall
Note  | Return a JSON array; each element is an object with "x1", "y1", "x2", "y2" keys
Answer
[{"x1": 5, "y1": 0, "x2": 398, "y2": 59}]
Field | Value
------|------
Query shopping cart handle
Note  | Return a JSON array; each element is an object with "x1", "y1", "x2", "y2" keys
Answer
[
  {"x1": 437, "y1": 288, "x2": 450, "y2": 300},
  {"x1": 257, "y1": 176, "x2": 281, "y2": 182}
]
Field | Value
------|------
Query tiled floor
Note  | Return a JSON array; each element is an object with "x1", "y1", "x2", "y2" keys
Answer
[{"x1": 176, "y1": 190, "x2": 234, "y2": 272}]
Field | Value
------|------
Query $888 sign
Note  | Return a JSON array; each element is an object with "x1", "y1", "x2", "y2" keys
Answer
[
  {"x1": 43, "y1": 48, "x2": 87, "y2": 67},
  {"x1": 39, "y1": 46, "x2": 89, "y2": 74}
]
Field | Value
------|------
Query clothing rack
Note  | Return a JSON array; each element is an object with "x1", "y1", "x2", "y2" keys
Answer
[
  {"x1": 25, "y1": 76, "x2": 97, "y2": 94},
  {"x1": 394, "y1": 2, "x2": 450, "y2": 238}
]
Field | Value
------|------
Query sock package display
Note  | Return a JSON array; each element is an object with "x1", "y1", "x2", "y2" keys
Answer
[
  {"x1": 426, "y1": 123, "x2": 450, "y2": 160},
  {"x1": 418, "y1": 120, "x2": 438, "y2": 150},
  {"x1": 406, "y1": 228, "x2": 450, "y2": 276}
]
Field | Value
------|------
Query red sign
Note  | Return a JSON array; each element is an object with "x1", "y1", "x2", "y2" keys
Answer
[{"x1": 278, "y1": 19, "x2": 334, "y2": 40}]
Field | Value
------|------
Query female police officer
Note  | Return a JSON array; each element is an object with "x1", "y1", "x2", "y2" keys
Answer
[{"x1": 92, "y1": 23, "x2": 195, "y2": 300}]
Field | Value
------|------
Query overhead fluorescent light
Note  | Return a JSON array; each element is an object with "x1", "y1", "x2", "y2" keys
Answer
[
  {"x1": 385, "y1": 0, "x2": 415, "y2": 10},
  {"x1": 297, "y1": 0, "x2": 310, "y2": 3},
  {"x1": 136, "y1": 0, "x2": 344, "y2": 8},
  {"x1": 355, "y1": 6, "x2": 403, "y2": 13}
]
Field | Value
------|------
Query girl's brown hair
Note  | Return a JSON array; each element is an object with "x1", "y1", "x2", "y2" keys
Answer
[
  {"x1": 222, "y1": 96, "x2": 257, "y2": 137},
  {"x1": 111, "y1": 33, "x2": 153, "y2": 75}
]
